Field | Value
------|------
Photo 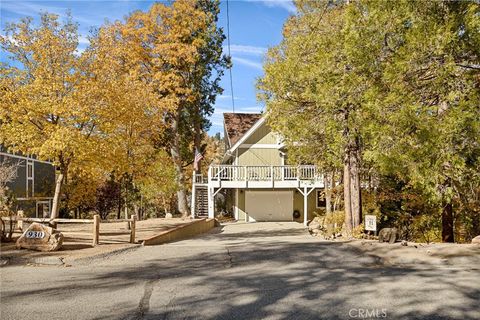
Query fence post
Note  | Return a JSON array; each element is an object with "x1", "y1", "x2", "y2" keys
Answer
[
  {"x1": 130, "y1": 214, "x2": 137, "y2": 244},
  {"x1": 92, "y1": 214, "x2": 100, "y2": 247},
  {"x1": 17, "y1": 210, "x2": 24, "y2": 232}
]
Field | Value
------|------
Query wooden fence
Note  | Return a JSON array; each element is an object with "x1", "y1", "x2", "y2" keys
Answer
[{"x1": 1, "y1": 212, "x2": 138, "y2": 247}]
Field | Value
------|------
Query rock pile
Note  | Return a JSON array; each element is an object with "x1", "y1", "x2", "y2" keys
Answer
[
  {"x1": 472, "y1": 235, "x2": 480, "y2": 244},
  {"x1": 308, "y1": 217, "x2": 323, "y2": 236},
  {"x1": 378, "y1": 227, "x2": 399, "y2": 244}
]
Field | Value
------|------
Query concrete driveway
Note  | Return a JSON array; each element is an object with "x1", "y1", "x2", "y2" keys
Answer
[{"x1": 1, "y1": 222, "x2": 479, "y2": 320}]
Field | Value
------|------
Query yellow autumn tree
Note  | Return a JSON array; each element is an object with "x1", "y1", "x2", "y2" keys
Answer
[
  {"x1": 88, "y1": 0, "x2": 226, "y2": 218},
  {"x1": 82, "y1": 15, "x2": 174, "y2": 219},
  {"x1": 0, "y1": 13, "x2": 99, "y2": 220},
  {"x1": 137, "y1": 151, "x2": 178, "y2": 215},
  {"x1": 122, "y1": 1, "x2": 207, "y2": 218}
]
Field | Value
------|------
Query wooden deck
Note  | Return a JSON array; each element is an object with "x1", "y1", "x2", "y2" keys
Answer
[{"x1": 194, "y1": 165, "x2": 324, "y2": 189}]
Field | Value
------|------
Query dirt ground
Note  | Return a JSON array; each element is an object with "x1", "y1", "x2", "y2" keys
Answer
[
  {"x1": 0, "y1": 218, "x2": 194, "y2": 264},
  {"x1": 347, "y1": 239, "x2": 480, "y2": 267}
]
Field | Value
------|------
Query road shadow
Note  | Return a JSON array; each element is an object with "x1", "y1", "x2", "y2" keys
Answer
[{"x1": 2, "y1": 238, "x2": 479, "y2": 320}]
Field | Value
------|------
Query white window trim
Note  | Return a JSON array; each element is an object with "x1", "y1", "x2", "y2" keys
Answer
[
  {"x1": 17, "y1": 197, "x2": 54, "y2": 201},
  {"x1": 0, "y1": 152, "x2": 52, "y2": 165},
  {"x1": 27, "y1": 159, "x2": 34, "y2": 198}
]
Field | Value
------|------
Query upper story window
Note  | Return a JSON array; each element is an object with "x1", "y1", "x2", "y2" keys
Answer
[
  {"x1": 27, "y1": 159, "x2": 34, "y2": 197},
  {"x1": 27, "y1": 163, "x2": 33, "y2": 178}
]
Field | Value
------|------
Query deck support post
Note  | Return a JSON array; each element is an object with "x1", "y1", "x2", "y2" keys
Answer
[
  {"x1": 208, "y1": 186, "x2": 214, "y2": 219},
  {"x1": 271, "y1": 166, "x2": 274, "y2": 188},
  {"x1": 191, "y1": 172, "x2": 196, "y2": 219},
  {"x1": 235, "y1": 189, "x2": 239, "y2": 220},
  {"x1": 303, "y1": 186, "x2": 308, "y2": 227}
]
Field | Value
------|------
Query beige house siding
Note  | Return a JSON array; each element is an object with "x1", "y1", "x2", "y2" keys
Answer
[
  {"x1": 232, "y1": 122, "x2": 283, "y2": 166},
  {"x1": 237, "y1": 189, "x2": 246, "y2": 221},
  {"x1": 237, "y1": 148, "x2": 282, "y2": 166},
  {"x1": 243, "y1": 123, "x2": 278, "y2": 145}
]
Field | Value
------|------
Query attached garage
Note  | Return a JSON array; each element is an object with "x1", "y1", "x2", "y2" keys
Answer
[{"x1": 245, "y1": 191, "x2": 293, "y2": 222}]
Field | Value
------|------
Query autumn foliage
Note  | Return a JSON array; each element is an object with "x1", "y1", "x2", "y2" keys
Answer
[
  {"x1": 259, "y1": 0, "x2": 480, "y2": 242},
  {"x1": 0, "y1": 0, "x2": 227, "y2": 219}
]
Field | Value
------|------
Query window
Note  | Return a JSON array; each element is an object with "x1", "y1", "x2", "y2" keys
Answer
[
  {"x1": 316, "y1": 189, "x2": 326, "y2": 208},
  {"x1": 27, "y1": 163, "x2": 33, "y2": 178},
  {"x1": 26, "y1": 160, "x2": 34, "y2": 197},
  {"x1": 27, "y1": 180, "x2": 33, "y2": 198}
]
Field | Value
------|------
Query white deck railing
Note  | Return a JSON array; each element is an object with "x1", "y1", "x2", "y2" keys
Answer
[
  {"x1": 194, "y1": 174, "x2": 208, "y2": 184},
  {"x1": 207, "y1": 165, "x2": 322, "y2": 183}
]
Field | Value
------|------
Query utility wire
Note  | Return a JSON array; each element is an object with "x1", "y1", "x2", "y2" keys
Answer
[{"x1": 226, "y1": 0, "x2": 235, "y2": 113}]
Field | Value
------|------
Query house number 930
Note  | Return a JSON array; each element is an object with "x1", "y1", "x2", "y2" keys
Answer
[{"x1": 26, "y1": 231, "x2": 45, "y2": 239}]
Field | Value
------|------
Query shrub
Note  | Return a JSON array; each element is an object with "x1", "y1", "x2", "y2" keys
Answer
[
  {"x1": 324, "y1": 210, "x2": 345, "y2": 236},
  {"x1": 411, "y1": 214, "x2": 442, "y2": 243}
]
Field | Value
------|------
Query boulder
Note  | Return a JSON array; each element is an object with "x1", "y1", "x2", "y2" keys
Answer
[
  {"x1": 165, "y1": 213, "x2": 173, "y2": 219},
  {"x1": 472, "y1": 235, "x2": 480, "y2": 245},
  {"x1": 378, "y1": 227, "x2": 399, "y2": 244},
  {"x1": 16, "y1": 223, "x2": 64, "y2": 252},
  {"x1": 308, "y1": 217, "x2": 322, "y2": 235}
]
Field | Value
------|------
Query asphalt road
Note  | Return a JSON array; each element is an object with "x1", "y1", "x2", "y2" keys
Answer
[{"x1": 1, "y1": 222, "x2": 479, "y2": 320}]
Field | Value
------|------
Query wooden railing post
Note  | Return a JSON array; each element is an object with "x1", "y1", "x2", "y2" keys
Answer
[
  {"x1": 17, "y1": 210, "x2": 24, "y2": 232},
  {"x1": 130, "y1": 214, "x2": 137, "y2": 243},
  {"x1": 271, "y1": 166, "x2": 274, "y2": 187},
  {"x1": 92, "y1": 214, "x2": 100, "y2": 247}
]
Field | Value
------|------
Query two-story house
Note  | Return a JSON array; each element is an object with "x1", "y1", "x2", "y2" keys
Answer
[
  {"x1": 0, "y1": 146, "x2": 55, "y2": 217},
  {"x1": 191, "y1": 113, "x2": 325, "y2": 226}
]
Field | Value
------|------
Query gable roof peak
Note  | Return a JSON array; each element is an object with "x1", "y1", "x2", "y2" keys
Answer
[{"x1": 223, "y1": 112, "x2": 263, "y2": 148}]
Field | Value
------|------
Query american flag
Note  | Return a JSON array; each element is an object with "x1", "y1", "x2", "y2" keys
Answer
[{"x1": 194, "y1": 148, "x2": 204, "y2": 171}]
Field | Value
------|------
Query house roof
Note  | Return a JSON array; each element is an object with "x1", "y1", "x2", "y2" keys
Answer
[{"x1": 223, "y1": 113, "x2": 263, "y2": 148}]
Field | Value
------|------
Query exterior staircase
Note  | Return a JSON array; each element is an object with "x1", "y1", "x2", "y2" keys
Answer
[{"x1": 194, "y1": 186, "x2": 208, "y2": 217}]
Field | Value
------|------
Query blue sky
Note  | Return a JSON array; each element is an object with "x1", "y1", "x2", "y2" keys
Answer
[{"x1": 0, "y1": 0, "x2": 295, "y2": 135}]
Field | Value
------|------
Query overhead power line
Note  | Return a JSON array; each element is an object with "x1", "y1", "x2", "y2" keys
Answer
[{"x1": 226, "y1": 0, "x2": 235, "y2": 113}]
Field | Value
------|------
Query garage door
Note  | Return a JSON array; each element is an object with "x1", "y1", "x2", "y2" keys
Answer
[{"x1": 245, "y1": 191, "x2": 293, "y2": 222}]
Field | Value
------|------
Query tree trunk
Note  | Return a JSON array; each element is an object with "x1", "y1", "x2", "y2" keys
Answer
[
  {"x1": 170, "y1": 113, "x2": 189, "y2": 218},
  {"x1": 343, "y1": 161, "x2": 352, "y2": 234},
  {"x1": 124, "y1": 196, "x2": 128, "y2": 220},
  {"x1": 442, "y1": 202, "x2": 454, "y2": 243},
  {"x1": 350, "y1": 149, "x2": 362, "y2": 227},
  {"x1": 50, "y1": 171, "x2": 64, "y2": 220},
  {"x1": 173, "y1": 169, "x2": 189, "y2": 219},
  {"x1": 133, "y1": 203, "x2": 139, "y2": 221},
  {"x1": 117, "y1": 181, "x2": 122, "y2": 219},
  {"x1": 325, "y1": 172, "x2": 333, "y2": 216},
  {"x1": 343, "y1": 140, "x2": 362, "y2": 235},
  {"x1": 124, "y1": 182, "x2": 128, "y2": 219}
]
